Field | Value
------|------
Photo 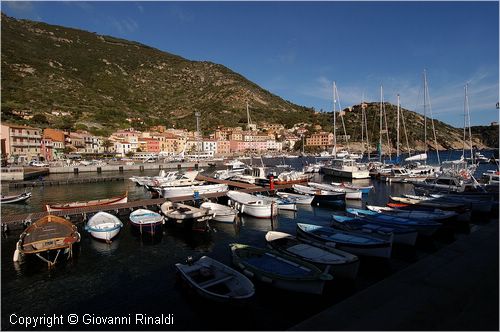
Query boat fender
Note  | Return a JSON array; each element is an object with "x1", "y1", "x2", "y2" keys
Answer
[
  {"x1": 260, "y1": 275, "x2": 273, "y2": 283},
  {"x1": 22, "y1": 219, "x2": 32, "y2": 227},
  {"x1": 243, "y1": 269, "x2": 254, "y2": 278},
  {"x1": 13, "y1": 241, "x2": 22, "y2": 262}
]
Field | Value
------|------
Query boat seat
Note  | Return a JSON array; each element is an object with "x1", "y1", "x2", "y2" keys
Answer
[{"x1": 199, "y1": 275, "x2": 233, "y2": 289}]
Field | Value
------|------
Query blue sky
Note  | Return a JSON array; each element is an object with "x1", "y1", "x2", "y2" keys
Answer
[{"x1": 2, "y1": 1, "x2": 499, "y2": 127}]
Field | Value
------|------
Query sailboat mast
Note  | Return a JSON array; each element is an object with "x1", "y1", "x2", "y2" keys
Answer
[
  {"x1": 379, "y1": 85, "x2": 383, "y2": 162},
  {"x1": 361, "y1": 99, "x2": 365, "y2": 157},
  {"x1": 246, "y1": 102, "x2": 251, "y2": 127},
  {"x1": 397, "y1": 94, "x2": 400, "y2": 158},
  {"x1": 462, "y1": 85, "x2": 467, "y2": 160},
  {"x1": 465, "y1": 84, "x2": 474, "y2": 163},
  {"x1": 423, "y1": 70, "x2": 428, "y2": 164},
  {"x1": 364, "y1": 103, "x2": 371, "y2": 160},
  {"x1": 333, "y1": 82, "x2": 337, "y2": 157}
]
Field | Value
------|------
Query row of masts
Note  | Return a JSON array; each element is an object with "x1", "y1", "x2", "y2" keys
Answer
[{"x1": 330, "y1": 71, "x2": 474, "y2": 164}]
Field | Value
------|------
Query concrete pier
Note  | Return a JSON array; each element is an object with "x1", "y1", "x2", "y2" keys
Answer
[{"x1": 290, "y1": 220, "x2": 499, "y2": 331}]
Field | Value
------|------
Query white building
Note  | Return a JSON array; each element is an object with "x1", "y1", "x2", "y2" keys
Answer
[
  {"x1": 202, "y1": 140, "x2": 217, "y2": 153},
  {"x1": 266, "y1": 140, "x2": 282, "y2": 151}
]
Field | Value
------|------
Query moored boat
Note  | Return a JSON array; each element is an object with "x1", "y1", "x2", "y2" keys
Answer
[
  {"x1": 161, "y1": 201, "x2": 214, "y2": 229},
  {"x1": 366, "y1": 205, "x2": 458, "y2": 221},
  {"x1": 129, "y1": 209, "x2": 164, "y2": 235},
  {"x1": 331, "y1": 214, "x2": 418, "y2": 246},
  {"x1": 308, "y1": 182, "x2": 362, "y2": 200},
  {"x1": 265, "y1": 231, "x2": 360, "y2": 279},
  {"x1": 227, "y1": 191, "x2": 278, "y2": 218},
  {"x1": 229, "y1": 243, "x2": 332, "y2": 295},
  {"x1": 85, "y1": 212, "x2": 123, "y2": 242},
  {"x1": 46, "y1": 192, "x2": 128, "y2": 211},
  {"x1": 175, "y1": 256, "x2": 255, "y2": 302},
  {"x1": 13, "y1": 215, "x2": 80, "y2": 266},
  {"x1": 331, "y1": 182, "x2": 373, "y2": 194},
  {"x1": 346, "y1": 208, "x2": 442, "y2": 236},
  {"x1": 292, "y1": 184, "x2": 345, "y2": 205},
  {"x1": 200, "y1": 202, "x2": 238, "y2": 223},
  {"x1": 296, "y1": 223, "x2": 393, "y2": 258},
  {"x1": 1, "y1": 191, "x2": 32, "y2": 204},
  {"x1": 275, "y1": 191, "x2": 314, "y2": 205},
  {"x1": 158, "y1": 184, "x2": 228, "y2": 199}
]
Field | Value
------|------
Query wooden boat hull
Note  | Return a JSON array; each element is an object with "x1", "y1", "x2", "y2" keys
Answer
[
  {"x1": 296, "y1": 223, "x2": 392, "y2": 258},
  {"x1": 86, "y1": 212, "x2": 123, "y2": 241},
  {"x1": 1, "y1": 192, "x2": 32, "y2": 204},
  {"x1": 46, "y1": 193, "x2": 127, "y2": 211},
  {"x1": 176, "y1": 256, "x2": 255, "y2": 302},
  {"x1": 200, "y1": 202, "x2": 238, "y2": 223},
  {"x1": 332, "y1": 215, "x2": 418, "y2": 246},
  {"x1": 227, "y1": 191, "x2": 278, "y2": 218},
  {"x1": 230, "y1": 243, "x2": 332, "y2": 295},
  {"x1": 265, "y1": 231, "x2": 360, "y2": 280}
]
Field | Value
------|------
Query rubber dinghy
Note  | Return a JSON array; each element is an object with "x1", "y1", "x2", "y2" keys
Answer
[
  {"x1": 296, "y1": 223, "x2": 393, "y2": 258},
  {"x1": 230, "y1": 243, "x2": 333, "y2": 295},
  {"x1": 175, "y1": 256, "x2": 255, "y2": 302},
  {"x1": 265, "y1": 231, "x2": 360, "y2": 279}
]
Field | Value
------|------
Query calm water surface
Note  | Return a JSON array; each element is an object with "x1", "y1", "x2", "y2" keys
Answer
[{"x1": 1, "y1": 152, "x2": 497, "y2": 330}]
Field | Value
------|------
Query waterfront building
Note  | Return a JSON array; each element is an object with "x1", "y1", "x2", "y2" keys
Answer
[
  {"x1": 215, "y1": 139, "x2": 230, "y2": 156},
  {"x1": 138, "y1": 137, "x2": 161, "y2": 153},
  {"x1": 0, "y1": 123, "x2": 42, "y2": 162},
  {"x1": 202, "y1": 139, "x2": 217, "y2": 154},
  {"x1": 306, "y1": 132, "x2": 334, "y2": 147},
  {"x1": 282, "y1": 134, "x2": 300, "y2": 150},
  {"x1": 266, "y1": 140, "x2": 283, "y2": 151},
  {"x1": 40, "y1": 137, "x2": 54, "y2": 161},
  {"x1": 43, "y1": 128, "x2": 65, "y2": 158}
]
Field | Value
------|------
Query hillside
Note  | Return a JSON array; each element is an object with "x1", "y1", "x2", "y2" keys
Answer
[
  {"x1": 1, "y1": 14, "x2": 315, "y2": 135},
  {"x1": 1, "y1": 14, "x2": 493, "y2": 150},
  {"x1": 470, "y1": 125, "x2": 499, "y2": 149}
]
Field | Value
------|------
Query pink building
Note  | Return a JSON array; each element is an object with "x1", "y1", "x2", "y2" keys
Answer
[{"x1": 40, "y1": 137, "x2": 54, "y2": 161}]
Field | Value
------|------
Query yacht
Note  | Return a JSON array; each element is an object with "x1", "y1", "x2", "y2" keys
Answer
[
  {"x1": 214, "y1": 160, "x2": 250, "y2": 180},
  {"x1": 321, "y1": 159, "x2": 370, "y2": 179}
]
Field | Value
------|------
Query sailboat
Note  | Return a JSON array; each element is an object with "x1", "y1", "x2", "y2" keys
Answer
[{"x1": 320, "y1": 82, "x2": 370, "y2": 179}]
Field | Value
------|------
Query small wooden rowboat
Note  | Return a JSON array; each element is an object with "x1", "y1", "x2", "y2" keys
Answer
[
  {"x1": 200, "y1": 202, "x2": 238, "y2": 223},
  {"x1": 129, "y1": 209, "x2": 164, "y2": 235},
  {"x1": 1, "y1": 191, "x2": 32, "y2": 204},
  {"x1": 230, "y1": 243, "x2": 333, "y2": 295},
  {"x1": 13, "y1": 215, "x2": 80, "y2": 266},
  {"x1": 45, "y1": 192, "x2": 128, "y2": 211},
  {"x1": 265, "y1": 231, "x2": 360, "y2": 279},
  {"x1": 175, "y1": 256, "x2": 255, "y2": 302},
  {"x1": 85, "y1": 212, "x2": 123, "y2": 242}
]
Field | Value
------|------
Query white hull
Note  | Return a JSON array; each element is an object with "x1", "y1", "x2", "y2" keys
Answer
[
  {"x1": 227, "y1": 191, "x2": 278, "y2": 218},
  {"x1": 90, "y1": 227, "x2": 121, "y2": 241},
  {"x1": 160, "y1": 184, "x2": 228, "y2": 198},
  {"x1": 200, "y1": 202, "x2": 238, "y2": 223},
  {"x1": 276, "y1": 192, "x2": 314, "y2": 205},
  {"x1": 322, "y1": 167, "x2": 370, "y2": 179}
]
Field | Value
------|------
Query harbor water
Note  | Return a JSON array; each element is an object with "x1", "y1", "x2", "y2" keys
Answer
[{"x1": 1, "y1": 151, "x2": 498, "y2": 330}]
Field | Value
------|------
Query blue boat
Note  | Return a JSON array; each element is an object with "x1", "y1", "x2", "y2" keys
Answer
[
  {"x1": 345, "y1": 208, "x2": 441, "y2": 237},
  {"x1": 129, "y1": 209, "x2": 164, "y2": 235},
  {"x1": 331, "y1": 215, "x2": 418, "y2": 246},
  {"x1": 296, "y1": 223, "x2": 392, "y2": 258}
]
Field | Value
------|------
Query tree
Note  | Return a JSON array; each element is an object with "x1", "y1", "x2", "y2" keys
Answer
[
  {"x1": 125, "y1": 151, "x2": 135, "y2": 158},
  {"x1": 102, "y1": 139, "x2": 113, "y2": 153}
]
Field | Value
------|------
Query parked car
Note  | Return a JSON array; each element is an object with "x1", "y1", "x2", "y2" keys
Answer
[{"x1": 29, "y1": 161, "x2": 49, "y2": 167}]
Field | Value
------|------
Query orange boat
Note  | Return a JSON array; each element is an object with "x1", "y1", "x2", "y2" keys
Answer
[
  {"x1": 13, "y1": 215, "x2": 80, "y2": 266},
  {"x1": 45, "y1": 192, "x2": 128, "y2": 212}
]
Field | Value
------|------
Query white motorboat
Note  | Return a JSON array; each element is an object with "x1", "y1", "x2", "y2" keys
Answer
[
  {"x1": 366, "y1": 205, "x2": 457, "y2": 221},
  {"x1": 227, "y1": 191, "x2": 278, "y2": 218},
  {"x1": 255, "y1": 194, "x2": 297, "y2": 211},
  {"x1": 150, "y1": 171, "x2": 204, "y2": 188},
  {"x1": 308, "y1": 182, "x2": 362, "y2": 200},
  {"x1": 214, "y1": 160, "x2": 250, "y2": 180},
  {"x1": 321, "y1": 159, "x2": 370, "y2": 179},
  {"x1": 200, "y1": 202, "x2": 238, "y2": 223},
  {"x1": 158, "y1": 184, "x2": 228, "y2": 199},
  {"x1": 85, "y1": 212, "x2": 123, "y2": 242}
]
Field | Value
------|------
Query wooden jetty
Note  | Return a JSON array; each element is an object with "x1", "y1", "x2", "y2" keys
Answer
[
  {"x1": 7, "y1": 176, "x2": 125, "y2": 188},
  {"x1": 1, "y1": 175, "x2": 295, "y2": 231}
]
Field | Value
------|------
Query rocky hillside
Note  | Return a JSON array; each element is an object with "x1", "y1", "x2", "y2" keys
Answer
[{"x1": 1, "y1": 14, "x2": 315, "y2": 135}]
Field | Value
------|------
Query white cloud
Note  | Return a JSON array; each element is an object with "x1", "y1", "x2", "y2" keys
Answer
[{"x1": 109, "y1": 17, "x2": 139, "y2": 34}]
